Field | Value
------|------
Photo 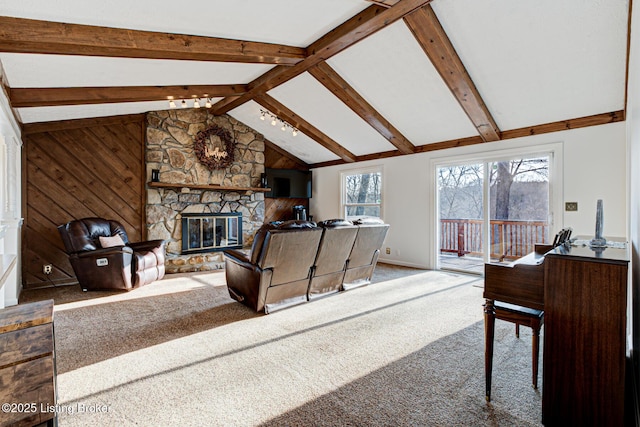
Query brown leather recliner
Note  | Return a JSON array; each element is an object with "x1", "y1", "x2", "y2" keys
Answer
[
  {"x1": 308, "y1": 219, "x2": 358, "y2": 300},
  {"x1": 224, "y1": 220, "x2": 323, "y2": 314},
  {"x1": 342, "y1": 217, "x2": 390, "y2": 290},
  {"x1": 58, "y1": 217, "x2": 166, "y2": 291}
]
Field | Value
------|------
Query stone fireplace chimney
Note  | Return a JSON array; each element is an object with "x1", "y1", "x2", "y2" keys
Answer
[{"x1": 145, "y1": 110, "x2": 266, "y2": 273}]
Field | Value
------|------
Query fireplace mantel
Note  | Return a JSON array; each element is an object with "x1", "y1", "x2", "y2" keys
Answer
[{"x1": 148, "y1": 182, "x2": 270, "y2": 193}]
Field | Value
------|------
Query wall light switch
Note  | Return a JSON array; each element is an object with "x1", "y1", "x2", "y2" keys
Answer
[{"x1": 565, "y1": 202, "x2": 578, "y2": 212}]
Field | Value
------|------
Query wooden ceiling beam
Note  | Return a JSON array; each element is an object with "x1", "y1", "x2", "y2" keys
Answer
[
  {"x1": 10, "y1": 84, "x2": 248, "y2": 107},
  {"x1": 500, "y1": 110, "x2": 625, "y2": 140},
  {"x1": 0, "y1": 16, "x2": 306, "y2": 65},
  {"x1": 22, "y1": 113, "x2": 146, "y2": 135},
  {"x1": 211, "y1": 65, "x2": 291, "y2": 114},
  {"x1": 309, "y1": 61, "x2": 415, "y2": 155},
  {"x1": 311, "y1": 110, "x2": 625, "y2": 168},
  {"x1": 213, "y1": 0, "x2": 434, "y2": 115},
  {"x1": 404, "y1": 5, "x2": 501, "y2": 142},
  {"x1": 254, "y1": 93, "x2": 357, "y2": 163}
]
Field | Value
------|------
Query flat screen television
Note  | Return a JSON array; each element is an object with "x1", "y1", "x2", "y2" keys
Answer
[{"x1": 265, "y1": 168, "x2": 312, "y2": 198}]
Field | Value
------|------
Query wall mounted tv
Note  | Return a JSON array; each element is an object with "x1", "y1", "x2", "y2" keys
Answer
[{"x1": 265, "y1": 168, "x2": 312, "y2": 199}]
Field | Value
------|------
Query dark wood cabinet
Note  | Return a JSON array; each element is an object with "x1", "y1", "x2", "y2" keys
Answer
[{"x1": 542, "y1": 243, "x2": 628, "y2": 426}]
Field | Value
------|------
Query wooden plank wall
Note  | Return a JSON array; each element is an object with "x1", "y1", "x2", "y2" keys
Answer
[
  {"x1": 22, "y1": 114, "x2": 145, "y2": 289},
  {"x1": 264, "y1": 140, "x2": 311, "y2": 223}
]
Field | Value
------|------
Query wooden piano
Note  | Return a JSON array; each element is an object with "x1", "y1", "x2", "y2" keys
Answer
[
  {"x1": 484, "y1": 244, "x2": 549, "y2": 311},
  {"x1": 484, "y1": 228, "x2": 571, "y2": 312},
  {"x1": 483, "y1": 243, "x2": 551, "y2": 403},
  {"x1": 483, "y1": 232, "x2": 629, "y2": 426}
]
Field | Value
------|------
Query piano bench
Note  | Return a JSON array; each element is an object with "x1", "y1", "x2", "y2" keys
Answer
[{"x1": 494, "y1": 301, "x2": 544, "y2": 390}]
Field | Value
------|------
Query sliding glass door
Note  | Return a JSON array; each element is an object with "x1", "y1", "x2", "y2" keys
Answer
[
  {"x1": 438, "y1": 162, "x2": 485, "y2": 273},
  {"x1": 487, "y1": 157, "x2": 550, "y2": 264},
  {"x1": 436, "y1": 154, "x2": 551, "y2": 274}
]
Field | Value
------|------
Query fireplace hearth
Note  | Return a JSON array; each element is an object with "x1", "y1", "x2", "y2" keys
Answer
[{"x1": 181, "y1": 212, "x2": 242, "y2": 254}]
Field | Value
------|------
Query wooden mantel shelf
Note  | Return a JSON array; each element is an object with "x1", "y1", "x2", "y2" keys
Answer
[{"x1": 148, "y1": 182, "x2": 270, "y2": 192}]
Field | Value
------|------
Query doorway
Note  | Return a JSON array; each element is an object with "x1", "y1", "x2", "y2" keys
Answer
[{"x1": 436, "y1": 153, "x2": 552, "y2": 274}]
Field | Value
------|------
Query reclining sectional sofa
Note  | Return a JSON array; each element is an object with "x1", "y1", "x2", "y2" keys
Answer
[{"x1": 223, "y1": 217, "x2": 389, "y2": 314}]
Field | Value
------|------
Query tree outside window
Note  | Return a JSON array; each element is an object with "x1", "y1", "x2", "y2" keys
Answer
[{"x1": 343, "y1": 168, "x2": 382, "y2": 220}]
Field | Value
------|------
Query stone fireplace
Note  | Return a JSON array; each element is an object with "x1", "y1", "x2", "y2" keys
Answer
[{"x1": 145, "y1": 110, "x2": 265, "y2": 273}]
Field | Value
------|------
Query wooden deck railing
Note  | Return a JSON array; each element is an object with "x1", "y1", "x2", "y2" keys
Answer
[{"x1": 440, "y1": 219, "x2": 548, "y2": 260}]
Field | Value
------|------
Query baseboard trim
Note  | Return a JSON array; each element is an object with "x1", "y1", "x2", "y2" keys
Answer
[{"x1": 376, "y1": 259, "x2": 429, "y2": 270}]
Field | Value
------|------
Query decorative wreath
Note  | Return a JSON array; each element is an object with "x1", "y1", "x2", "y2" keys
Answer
[{"x1": 194, "y1": 124, "x2": 236, "y2": 170}]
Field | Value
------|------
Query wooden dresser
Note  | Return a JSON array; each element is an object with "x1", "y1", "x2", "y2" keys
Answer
[
  {"x1": 0, "y1": 300, "x2": 56, "y2": 427},
  {"x1": 542, "y1": 242, "x2": 628, "y2": 426}
]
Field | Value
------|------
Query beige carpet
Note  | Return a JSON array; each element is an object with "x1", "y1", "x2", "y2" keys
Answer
[{"x1": 20, "y1": 264, "x2": 542, "y2": 426}]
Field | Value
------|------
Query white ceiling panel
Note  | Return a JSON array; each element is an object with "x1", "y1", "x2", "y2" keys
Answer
[
  {"x1": 229, "y1": 101, "x2": 340, "y2": 164},
  {"x1": 17, "y1": 100, "x2": 189, "y2": 123},
  {"x1": 0, "y1": 0, "x2": 368, "y2": 47},
  {"x1": 0, "y1": 54, "x2": 273, "y2": 87},
  {"x1": 0, "y1": 0, "x2": 630, "y2": 165},
  {"x1": 328, "y1": 21, "x2": 479, "y2": 145},
  {"x1": 268, "y1": 72, "x2": 397, "y2": 156},
  {"x1": 432, "y1": 0, "x2": 628, "y2": 130}
]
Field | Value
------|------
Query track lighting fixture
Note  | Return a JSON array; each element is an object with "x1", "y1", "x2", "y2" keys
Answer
[
  {"x1": 259, "y1": 109, "x2": 299, "y2": 137},
  {"x1": 168, "y1": 97, "x2": 214, "y2": 109}
]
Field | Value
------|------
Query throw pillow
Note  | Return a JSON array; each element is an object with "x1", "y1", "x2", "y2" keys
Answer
[{"x1": 99, "y1": 235, "x2": 125, "y2": 248}]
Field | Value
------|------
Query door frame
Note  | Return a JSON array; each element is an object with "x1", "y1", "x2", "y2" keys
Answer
[{"x1": 429, "y1": 142, "x2": 564, "y2": 273}]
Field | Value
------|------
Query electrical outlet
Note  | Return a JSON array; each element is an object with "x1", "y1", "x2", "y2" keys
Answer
[
  {"x1": 43, "y1": 264, "x2": 52, "y2": 275},
  {"x1": 565, "y1": 202, "x2": 578, "y2": 212},
  {"x1": 385, "y1": 247, "x2": 391, "y2": 255}
]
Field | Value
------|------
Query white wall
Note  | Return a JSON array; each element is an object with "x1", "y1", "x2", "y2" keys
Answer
[
  {"x1": 311, "y1": 121, "x2": 627, "y2": 269},
  {"x1": 0, "y1": 86, "x2": 23, "y2": 306},
  {"x1": 626, "y1": 0, "x2": 640, "y2": 375}
]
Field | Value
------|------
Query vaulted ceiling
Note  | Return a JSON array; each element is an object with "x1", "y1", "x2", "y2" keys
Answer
[{"x1": 0, "y1": 0, "x2": 629, "y2": 167}]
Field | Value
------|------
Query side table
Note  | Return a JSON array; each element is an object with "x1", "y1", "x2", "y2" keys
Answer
[{"x1": 0, "y1": 300, "x2": 56, "y2": 427}]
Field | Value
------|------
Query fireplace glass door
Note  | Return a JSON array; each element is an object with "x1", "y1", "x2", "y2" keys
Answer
[{"x1": 182, "y1": 213, "x2": 242, "y2": 254}]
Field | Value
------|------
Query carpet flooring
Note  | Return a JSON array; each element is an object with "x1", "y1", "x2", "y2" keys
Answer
[{"x1": 20, "y1": 264, "x2": 542, "y2": 426}]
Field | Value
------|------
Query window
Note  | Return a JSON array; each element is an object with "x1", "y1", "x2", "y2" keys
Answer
[{"x1": 342, "y1": 167, "x2": 382, "y2": 220}]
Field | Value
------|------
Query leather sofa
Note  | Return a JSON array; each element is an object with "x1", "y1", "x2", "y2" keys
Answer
[
  {"x1": 224, "y1": 217, "x2": 389, "y2": 313},
  {"x1": 342, "y1": 217, "x2": 390, "y2": 290},
  {"x1": 308, "y1": 219, "x2": 358, "y2": 300},
  {"x1": 58, "y1": 217, "x2": 166, "y2": 291}
]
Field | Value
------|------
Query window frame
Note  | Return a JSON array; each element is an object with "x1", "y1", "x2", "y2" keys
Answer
[
  {"x1": 429, "y1": 142, "x2": 563, "y2": 271},
  {"x1": 340, "y1": 165, "x2": 384, "y2": 221}
]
